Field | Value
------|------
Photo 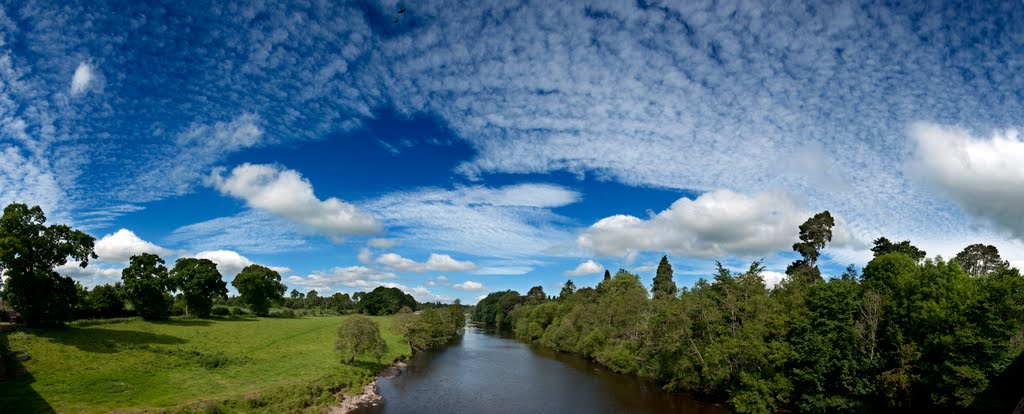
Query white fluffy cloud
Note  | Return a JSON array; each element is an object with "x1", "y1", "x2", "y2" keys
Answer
[
  {"x1": 761, "y1": 271, "x2": 787, "y2": 289},
  {"x1": 209, "y1": 163, "x2": 381, "y2": 238},
  {"x1": 70, "y1": 62, "x2": 94, "y2": 95},
  {"x1": 425, "y1": 254, "x2": 478, "y2": 272},
  {"x1": 909, "y1": 123, "x2": 1024, "y2": 240},
  {"x1": 451, "y1": 280, "x2": 486, "y2": 291},
  {"x1": 375, "y1": 252, "x2": 477, "y2": 273},
  {"x1": 565, "y1": 260, "x2": 603, "y2": 276},
  {"x1": 194, "y1": 250, "x2": 290, "y2": 278},
  {"x1": 579, "y1": 189, "x2": 858, "y2": 258},
  {"x1": 56, "y1": 263, "x2": 123, "y2": 287},
  {"x1": 94, "y1": 229, "x2": 170, "y2": 262}
]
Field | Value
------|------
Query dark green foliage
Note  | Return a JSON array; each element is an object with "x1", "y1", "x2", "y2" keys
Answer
[
  {"x1": 0, "y1": 203, "x2": 96, "y2": 325},
  {"x1": 335, "y1": 315, "x2": 388, "y2": 364},
  {"x1": 486, "y1": 247, "x2": 1024, "y2": 413},
  {"x1": 231, "y1": 264, "x2": 286, "y2": 316},
  {"x1": 395, "y1": 303, "x2": 465, "y2": 351},
  {"x1": 792, "y1": 211, "x2": 834, "y2": 268},
  {"x1": 559, "y1": 280, "x2": 576, "y2": 298},
  {"x1": 652, "y1": 255, "x2": 677, "y2": 299},
  {"x1": 526, "y1": 285, "x2": 546, "y2": 302},
  {"x1": 122, "y1": 253, "x2": 173, "y2": 320},
  {"x1": 170, "y1": 258, "x2": 228, "y2": 317},
  {"x1": 89, "y1": 283, "x2": 126, "y2": 318},
  {"x1": 356, "y1": 286, "x2": 417, "y2": 315},
  {"x1": 954, "y1": 243, "x2": 1008, "y2": 277},
  {"x1": 871, "y1": 237, "x2": 927, "y2": 262},
  {"x1": 473, "y1": 290, "x2": 521, "y2": 329},
  {"x1": 604, "y1": 269, "x2": 611, "y2": 281}
]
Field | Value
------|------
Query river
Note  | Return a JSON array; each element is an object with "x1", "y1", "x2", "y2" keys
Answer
[{"x1": 355, "y1": 322, "x2": 731, "y2": 414}]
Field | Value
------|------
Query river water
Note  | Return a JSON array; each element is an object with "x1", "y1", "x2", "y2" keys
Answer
[{"x1": 355, "y1": 323, "x2": 730, "y2": 414}]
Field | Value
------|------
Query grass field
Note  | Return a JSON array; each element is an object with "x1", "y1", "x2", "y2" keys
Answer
[{"x1": 0, "y1": 316, "x2": 410, "y2": 413}]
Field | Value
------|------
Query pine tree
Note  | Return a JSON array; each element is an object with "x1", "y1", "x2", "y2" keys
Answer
[{"x1": 651, "y1": 255, "x2": 677, "y2": 299}]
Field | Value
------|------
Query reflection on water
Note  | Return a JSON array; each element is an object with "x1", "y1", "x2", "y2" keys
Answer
[{"x1": 355, "y1": 323, "x2": 730, "y2": 414}]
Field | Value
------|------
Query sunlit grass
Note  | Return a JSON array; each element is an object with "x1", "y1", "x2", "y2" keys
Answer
[{"x1": 1, "y1": 316, "x2": 408, "y2": 413}]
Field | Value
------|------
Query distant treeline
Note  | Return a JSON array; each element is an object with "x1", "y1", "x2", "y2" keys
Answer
[
  {"x1": 0, "y1": 203, "x2": 454, "y2": 324},
  {"x1": 474, "y1": 212, "x2": 1024, "y2": 414}
]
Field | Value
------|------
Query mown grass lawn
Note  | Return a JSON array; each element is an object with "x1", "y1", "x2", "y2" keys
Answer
[{"x1": 0, "y1": 316, "x2": 409, "y2": 413}]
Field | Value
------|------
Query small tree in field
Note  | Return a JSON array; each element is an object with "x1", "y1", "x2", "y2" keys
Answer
[
  {"x1": 170, "y1": 258, "x2": 227, "y2": 317},
  {"x1": 231, "y1": 264, "x2": 286, "y2": 316},
  {"x1": 336, "y1": 315, "x2": 388, "y2": 364}
]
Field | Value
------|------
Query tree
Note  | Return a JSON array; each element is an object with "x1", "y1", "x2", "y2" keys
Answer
[
  {"x1": 0, "y1": 203, "x2": 96, "y2": 325},
  {"x1": 604, "y1": 269, "x2": 612, "y2": 282},
  {"x1": 336, "y1": 315, "x2": 388, "y2": 364},
  {"x1": 290, "y1": 289, "x2": 304, "y2": 299},
  {"x1": 652, "y1": 255, "x2": 677, "y2": 299},
  {"x1": 357, "y1": 286, "x2": 417, "y2": 315},
  {"x1": 328, "y1": 292, "x2": 354, "y2": 313},
  {"x1": 122, "y1": 253, "x2": 172, "y2": 320},
  {"x1": 792, "y1": 211, "x2": 835, "y2": 269},
  {"x1": 870, "y1": 237, "x2": 926, "y2": 262},
  {"x1": 231, "y1": 264, "x2": 286, "y2": 316},
  {"x1": 789, "y1": 211, "x2": 835, "y2": 282},
  {"x1": 170, "y1": 258, "x2": 227, "y2": 317},
  {"x1": 526, "y1": 285, "x2": 546, "y2": 302},
  {"x1": 89, "y1": 283, "x2": 125, "y2": 318},
  {"x1": 954, "y1": 243, "x2": 1008, "y2": 277},
  {"x1": 560, "y1": 280, "x2": 577, "y2": 298}
]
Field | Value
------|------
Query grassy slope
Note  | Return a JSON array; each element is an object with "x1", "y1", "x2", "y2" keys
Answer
[{"x1": 0, "y1": 316, "x2": 409, "y2": 414}]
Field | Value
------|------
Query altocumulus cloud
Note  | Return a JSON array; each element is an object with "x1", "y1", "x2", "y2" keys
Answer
[
  {"x1": 909, "y1": 123, "x2": 1024, "y2": 240},
  {"x1": 578, "y1": 190, "x2": 858, "y2": 259},
  {"x1": 209, "y1": 163, "x2": 380, "y2": 238}
]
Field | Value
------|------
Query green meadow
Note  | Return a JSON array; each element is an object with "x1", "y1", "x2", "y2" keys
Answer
[{"x1": 0, "y1": 316, "x2": 410, "y2": 413}]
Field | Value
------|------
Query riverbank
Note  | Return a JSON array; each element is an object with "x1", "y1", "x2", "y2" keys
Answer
[
  {"x1": 0, "y1": 316, "x2": 410, "y2": 413},
  {"x1": 331, "y1": 361, "x2": 406, "y2": 414}
]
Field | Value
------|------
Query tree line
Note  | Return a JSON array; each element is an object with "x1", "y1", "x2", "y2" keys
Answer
[
  {"x1": 0, "y1": 203, "x2": 436, "y2": 325},
  {"x1": 475, "y1": 211, "x2": 1024, "y2": 413}
]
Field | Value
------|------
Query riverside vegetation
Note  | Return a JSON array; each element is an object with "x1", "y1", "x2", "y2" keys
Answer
[
  {"x1": 475, "y1": 212, "x2": 1024, "y2": 414},
  {"x1": 0, "y1": 203, "x2": 464, "y2": 413}
]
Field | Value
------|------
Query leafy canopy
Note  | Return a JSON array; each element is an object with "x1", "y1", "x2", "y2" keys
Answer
[
  {"x1": 231, "y1": 264, "x2": 286, "y2": 316},
  {"x1": 170, "y1": 257, "x2": 227, "y2": 317},
  {"x1": 121, "y1": 253, "x2": 172, "y2": 320},
  {"x1": 336, "y1": 315, "x2": 388, "y2": 364},
  {"x1": 0, "y1": 203, "x2": 96, "y2": 325}
]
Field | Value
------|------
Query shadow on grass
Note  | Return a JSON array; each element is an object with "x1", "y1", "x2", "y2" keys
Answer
[
  {"x1": 1, "y1": 334, "x2": 55, "y2": 414},
  {"x1": 32, "y1": 327, "x2": 187, "y2": 354}
]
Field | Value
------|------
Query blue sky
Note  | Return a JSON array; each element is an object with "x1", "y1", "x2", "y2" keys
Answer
[{"x1": 2, "y1": 0, "x2": 1024, "y2": 303}]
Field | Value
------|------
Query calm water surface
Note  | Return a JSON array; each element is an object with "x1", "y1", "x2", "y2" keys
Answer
[{"x1": 356, "y1": 323, "x2": 731, "y2": 414}]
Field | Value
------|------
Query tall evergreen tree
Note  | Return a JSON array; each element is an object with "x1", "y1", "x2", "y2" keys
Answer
[
  {"x1": 651, "y1": 255, "x2": 677, "y2": 299},
  {"x1": 604, "y1": 269, "x2": 611, "y2": 282},
  {"x1": 871, "y1": 237, "x2": 926, "y2": 262}
]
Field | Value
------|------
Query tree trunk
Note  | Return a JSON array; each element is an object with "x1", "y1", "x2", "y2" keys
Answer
[{"x1": 1013, "y1": 394, "x2": 1024, "y2": 414}]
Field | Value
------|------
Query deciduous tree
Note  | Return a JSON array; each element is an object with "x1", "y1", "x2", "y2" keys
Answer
[
  {"x1": 0, "y1": 203, "x2": 96, "y2": 325},
  {"x1": 122, "y1": 253, "x2": 172, "y2": 320},
  {"x1": 170, "y1": 258, "x2": 227, "y2": 317},
  {"x1": 336, "y1": 315, "x2": 388, "y2": 364},
  {"x1": 231, "y1": 264, "x2": 286, "y2": 316}
]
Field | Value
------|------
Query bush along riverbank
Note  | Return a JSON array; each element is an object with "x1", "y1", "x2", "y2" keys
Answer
[
  {"x1": 332, "y1": 304, "x2": 466, "y2": 413},
  {"x1": 476, "y1": 241, "x2": 1024, "y2": 413}
]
